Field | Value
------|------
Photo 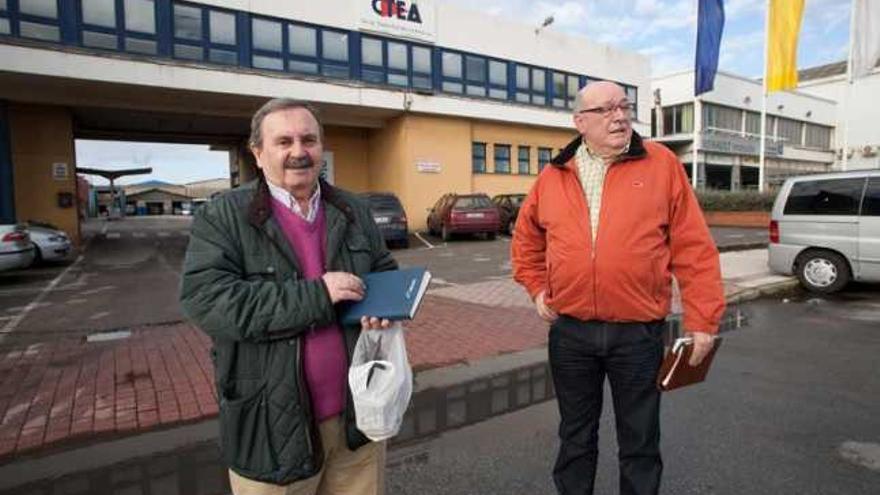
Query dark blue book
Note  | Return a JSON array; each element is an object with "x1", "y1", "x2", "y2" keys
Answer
[{"x1": 338, "y1": 267, "x2": 432, "y2": 326}]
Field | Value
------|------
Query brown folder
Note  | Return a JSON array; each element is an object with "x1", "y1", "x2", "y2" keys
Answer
[{"x1": 656, "y1": 337, "x2": 722, "y2": 391}]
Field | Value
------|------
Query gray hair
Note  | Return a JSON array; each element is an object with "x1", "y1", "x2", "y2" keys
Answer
[{"x1": 248, "y1": 98, "x2": 324, "y2": 149}]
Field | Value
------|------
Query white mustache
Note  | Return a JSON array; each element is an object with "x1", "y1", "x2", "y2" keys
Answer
[{"x1": 283, "y1": 156, "x2": 315, "y2": 170}]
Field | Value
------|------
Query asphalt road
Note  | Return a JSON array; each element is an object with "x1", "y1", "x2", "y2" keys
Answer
[
  {"x1": 0, "y1": 217, "x2": 191, "y2": 346},
  {"x1": 0, "y1": 218, "x2": 764, "y2": 347},
  {"x1": 2, "y1": 285, "x2": 877, "y2": 495},
  {"x1": 385, "y1": 284, "x2": 880, "y2": 495}
]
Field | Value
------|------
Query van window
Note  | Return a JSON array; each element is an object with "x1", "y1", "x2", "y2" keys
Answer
[
  {"x1": 862, "y1": 179, "x2": 880, "y2": 216},
  {"x1": 783, "y1": 178, "x2": 866, "y2": 216}
]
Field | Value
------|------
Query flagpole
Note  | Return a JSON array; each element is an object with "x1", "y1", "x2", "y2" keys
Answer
[
  {"x1": 692, "y1": 0, "x2": 700, "y2": 189},
  {"x1": 758, "y1": 0, "x2": 770, "y2": 193},
  {"x1": 841, "y1": 0, "x2": 857, "y2": 171}
]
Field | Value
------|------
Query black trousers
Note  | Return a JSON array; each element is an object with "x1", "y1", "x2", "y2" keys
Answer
[{"x1": 548, "y1": 316, "x2": 665, "y2": 495}]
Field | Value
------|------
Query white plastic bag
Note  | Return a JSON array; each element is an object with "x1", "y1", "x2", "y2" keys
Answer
[{"x1": 348, "y1": 322, "x2": 413, "y2": 441}]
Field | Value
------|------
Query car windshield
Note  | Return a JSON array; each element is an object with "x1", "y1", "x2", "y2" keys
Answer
[
  {"x1": 454, "y1": 196, "x2": 492, "y2": 209},
  {"x1": 366, "y1": 195, "x2": 402, "y2": 210}
]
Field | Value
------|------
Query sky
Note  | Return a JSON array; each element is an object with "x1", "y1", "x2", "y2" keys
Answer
[
  {"x1": 442, "y1": 0, "x2": 852, "y2": 78},
  {"x1": 75, "y1": 0, "x2": 853, "y2": 185},
  {"x1": 75, "y1": 140, "x2": 231, "y2": 186}
]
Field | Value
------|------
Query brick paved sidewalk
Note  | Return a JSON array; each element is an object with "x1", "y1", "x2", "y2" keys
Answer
[{"x1": 0, "y1": 292, "x2": 548, "y2": 463}]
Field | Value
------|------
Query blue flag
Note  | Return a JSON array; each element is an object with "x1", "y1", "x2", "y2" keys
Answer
[{"x1": 695, "y1": 0, "x2": 725, "y2": 96}]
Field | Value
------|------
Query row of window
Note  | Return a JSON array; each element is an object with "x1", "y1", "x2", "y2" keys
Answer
[
  {"x1": 654, "y1": 103, "x2": 833, "y2": 150},
  {"x1": 472, "y1": 143, "x2": 555, "y2": 175},
  {"x1": 0, "y1": 0, "x2": 638, "y2": 112}
]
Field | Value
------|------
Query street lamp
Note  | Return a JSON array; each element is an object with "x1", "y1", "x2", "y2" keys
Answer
[{"x1": 535, "y1": 15, "x2": 554, "y2": 35}]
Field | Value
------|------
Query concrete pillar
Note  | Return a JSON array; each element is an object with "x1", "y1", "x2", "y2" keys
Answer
[
  {"x1": 731, "y1": 164, "x2": 741, "y2": 192},
  {"x1": 9, "y1": 103, "x2": 80, "y2": 245},
  {"x1": 230, "y1": 141, "x2": 258, "y2": 187}
]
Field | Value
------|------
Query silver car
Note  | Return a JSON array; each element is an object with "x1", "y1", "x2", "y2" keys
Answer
[
  {"x1": 768, "y1": 170, "x2": 880, "y2": 293},
  {"x1": 27, "y1": 222, "x2": 73, "y2": 263},
  {"x1": 0, "y1": 224, "x2": 36, "y2": 272}
]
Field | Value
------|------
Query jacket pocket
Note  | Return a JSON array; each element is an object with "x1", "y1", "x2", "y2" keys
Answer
[
  {"x1": 220, "y1": 381, "x2": 278, "y2": 474},
  {"x1": 346, "y1": 235, "x2": 372, "y2": 274}
]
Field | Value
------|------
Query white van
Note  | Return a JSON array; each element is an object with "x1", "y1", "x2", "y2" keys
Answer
[{"x1": 768, "y1": 170, "x2": 880, "y2": 293}]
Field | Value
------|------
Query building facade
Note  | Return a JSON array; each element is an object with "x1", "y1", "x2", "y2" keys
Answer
[
  {"x1": 652, "y1": 70, "x2": 836, "y2": 190},
  {"x1": 0, "y1": 0, "x2": 650, "y2": 241},
  {"x1": 798, "y1": 61, "x2": 880, "y2": 171}
]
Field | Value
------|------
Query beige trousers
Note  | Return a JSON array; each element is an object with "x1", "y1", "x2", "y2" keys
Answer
[{"x1": 228, "y1": 416, "x2": 385, "y2": 495}]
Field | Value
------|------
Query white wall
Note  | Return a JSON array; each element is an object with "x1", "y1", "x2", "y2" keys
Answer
[
  {"x1": 653, "y1": 70, "x2": 836, "y2": 126},
  {"x1": 800, "y1": 71, "x2": 880, "y2": 170}
]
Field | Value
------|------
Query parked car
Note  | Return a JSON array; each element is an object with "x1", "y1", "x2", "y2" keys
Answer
[
  {"x1": 427, "y1": 193, "x2": 501, "y2": 241},
  {"x1": 0, "y1": 224, "x2": 36, "y2": 272},
  {"x1": 768, "y1": 170, "x2": 880, "y2": 293},
  {"x1": 492, "y1": 193, "x2": 527, "y2": 235},
  {"x1": 26, "y1": 221, "x2": 72, "y2": 264},
  {"x1": 361, "y1": 192, "x2": 409, "y2": 248}
]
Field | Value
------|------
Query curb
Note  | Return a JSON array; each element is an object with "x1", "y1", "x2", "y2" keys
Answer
[{"x1": 725, "y1": 278, "x2": 800, "y2": 304}]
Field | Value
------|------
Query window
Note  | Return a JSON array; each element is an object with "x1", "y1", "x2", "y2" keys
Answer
[
  {"x1": 251, "y1": 17, "x2": 283, "y2": 70},
  {"x1": 18, "y1": 0, "x2": 60, "y2": 41},
  {"x1": 441, "y1": 50, "x2": 463, "y2": 93},
  {"x1": 538, "y1": 147, "x2": 553, "y2": 172},
  {"x1": 662, "y1": 104, "x2": 694, "y2": 135},
  {"x1": 78, "y1": 0, "x2": 157, "y2": 54},
  {"x1": 465, "y1": 55, "x2": 486, "y2": 97},
  {"x1": 783, "y1": 178, "x2": 866, "y2": 216},
  {"x1": 804, "y1": 124, "x2": 831, "y2": 150},
  {"x1": 863, "y1": 178, "x2": 880, "y2": 216},
  {"x1": 288, "y1": 24, "x2": 317, "y2": 73},
  {"x1": 170, "y1": 3, "x2": 237, "y2": 64},
  {"x1": 552, "y1": 72, "x2": 566, "y2": 108},
  {"x1": 0, "y1": 0, "x2": 7, "y2": 34},
  {"x1": 360, "y1": 36, "x2": 431, "y2": 89},
  {"x1": 514, "y1": 65, "x2": 546, "y2": 106},
  {"x1": 472, "y1": 142, "x2": 487, "y2": 173},
  {"x1": 488, "y1": 60, "x2": 507, "y2": 100},
  {"x1": 411, "y1": 45, "x2": 431, "y2": 90},
  {"x1": 518, "y1": 146, "x2": 530, "y2": 174},
  {"x1": 777, "y1": 118, "x2": 803, "y2": 146},
  {"x1": 567, "y1": 75, "x2": 580, "y2": 108},
  {"x1": 494, "y1": 144, "x2": 511, "y2": 173},
  {"x1": 745, "y1": 112, "x2": 761, "y2": 135},
  {"x1": 703, "y1": 104, "x2": 742, "y2": 132}
]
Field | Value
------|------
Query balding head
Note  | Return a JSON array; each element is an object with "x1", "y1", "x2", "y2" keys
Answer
[{"x1": 573, "y1": 81, "x2": 633, "y2": 159}]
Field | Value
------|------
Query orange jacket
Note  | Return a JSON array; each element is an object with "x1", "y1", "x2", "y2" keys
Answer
[{"x1": 511, "y1": 134, "x2": 725, "y2": 333}]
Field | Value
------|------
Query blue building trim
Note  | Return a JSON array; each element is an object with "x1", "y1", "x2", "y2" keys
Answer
[
  {"x1": 0, "y1": 0, "x2": 639, "y2": 113},
  {"x1": 0, "y1": 101, "x2": 15, "y2": 224}
]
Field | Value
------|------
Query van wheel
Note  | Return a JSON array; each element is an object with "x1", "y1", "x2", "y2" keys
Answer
[
  {"x1": 796, "y1": 250, "x2": 850, "y2": 294},
  {"x1": 486, "y1": 232, "x2": 496, "y2": 241},
  {"x1": 31, "y1": 244, "x2": 43, "y2": 266}
]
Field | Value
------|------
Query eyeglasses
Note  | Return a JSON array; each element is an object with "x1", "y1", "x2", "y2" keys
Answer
[{"x1": 578, "y1": 101, "x2": 634, "y2": 118}]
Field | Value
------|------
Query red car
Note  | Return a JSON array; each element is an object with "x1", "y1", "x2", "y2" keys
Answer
[{"x1": 426, "y1": 193, "x2": 501, "y2": 241}]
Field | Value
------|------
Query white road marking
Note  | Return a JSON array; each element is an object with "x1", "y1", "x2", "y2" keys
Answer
[
  {"x1": 100, "y1": 222, "x2": 108, "y2": 235},
  {"x1": 473, "y1": 257, "x2": 492, "y2": 262},
  {"x1": 726, "y1": 234, "x2": 746, "y2": 239},
  {"x1": 81, "y1": 286, "x2": 115, "y2": 296},
  {"x1": 0, "y1": 255, "x2": 84, "y2": 343},
  {"x1": 66, "y1": 298, "x2": 88, "y2": 305},
  {"x1": 414, "y1": 232, "x2": 434, "y2": 249},
  {"x1": 89, "y1": 311, "x2": 111, "y2": 320},
  {"x1": 839, "y1": 441, "x2": 880, "y2": 472},
  {"x1": 157, "y1": 232, "x2": 170, "y2": 237}
]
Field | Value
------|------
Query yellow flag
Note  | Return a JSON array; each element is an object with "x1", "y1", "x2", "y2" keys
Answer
[{"x1": 766, "y1": 0, "x2": 805, "y2": 92}]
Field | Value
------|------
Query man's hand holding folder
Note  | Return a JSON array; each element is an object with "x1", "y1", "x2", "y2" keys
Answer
[{"x1": 687, "y1": 331, "x2": 716, "y2": 366}]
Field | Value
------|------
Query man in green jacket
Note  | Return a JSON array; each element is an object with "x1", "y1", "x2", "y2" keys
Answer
[{"x1": 180, "y1": 98, "x2": 397, "y2": 495}]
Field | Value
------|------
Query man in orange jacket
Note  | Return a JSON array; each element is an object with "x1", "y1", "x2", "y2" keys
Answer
[{"x1": 511, "y1": 81, "x2": 724, "y2": 495}]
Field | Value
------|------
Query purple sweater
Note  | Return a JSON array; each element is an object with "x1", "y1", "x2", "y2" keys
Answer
[{"x1": 271, "y1": 199, "x2": 347, "y2": 421}]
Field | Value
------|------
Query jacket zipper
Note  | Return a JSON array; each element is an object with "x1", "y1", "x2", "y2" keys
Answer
[{"x1": 591, "y1": 165, "x2": 613, "y2": 317}]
